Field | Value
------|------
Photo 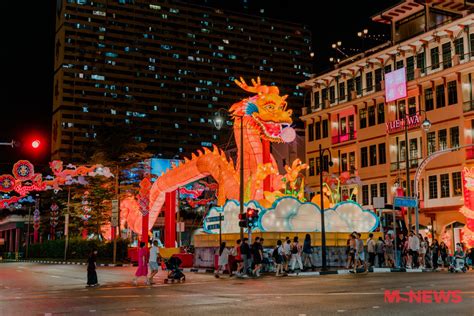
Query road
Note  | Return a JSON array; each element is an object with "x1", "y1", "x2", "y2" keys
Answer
[{"x1": 0, "y1": 262, "x2": 473, "y2": 316}]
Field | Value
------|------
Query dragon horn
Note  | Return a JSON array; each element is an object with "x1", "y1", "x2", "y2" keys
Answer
[
  {"x1": 203, "y1": 147, "x2": 211, "y2": 154},
  {"x1": 282, "y1": 95, "x2": 288, "y2": 101}
]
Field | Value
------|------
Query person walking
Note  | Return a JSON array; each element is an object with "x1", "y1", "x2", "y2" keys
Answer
[
  {"x1": 367, "y1": 233, "x2": 376, "y2": 267},
  {"x1": 407, "y1": 231, "x2": 420, "y2": 269},
  {"x1": 273, "y1": 240, "x2": 284, "y2": 276},
  {"x1": 233, "y1": 239, "x2": 243, "y2": 276},
  {"x1": 86, "y1": 249, "x2": 99, "y2": 287},
  {"x1": 396, "y1": 233, "x2": 405, "y2": 268},
  {"x1": 240, "y1": 238, "x2": 251, "y2": 277},
  {"x1": 431, "y1": 239, "x2": 440, "y2": 270},
  {"x1": 289, "y1": 236, "x2": 303, "y2": 272},
  {"x1": 251, "y1": 237, "x2": 263, "y2": 277},
  {"x1": 215, "y1": 242, "x2": 231, "y2": 278},
  {"x1": 345, "y1": 234, "x2": 355, "y2": 269},
  {"x1": 133, "y1": 242, "x2": 149, "y2": 286},
  {"x1": 148, "y1": 240, "x2": 161, "y2": 284},
  {"x1": 424, "y1": 237, "x2": 432, "y2": 269},
  {"x1": 375, "y1": 237, "x2": 385, "y2": 267},
  {"x1": 302, "y1": 234, "x2": 314, "y2": 270},
  {"x1": 355, "y1": 233, "x2": 365, "y2": 270}
]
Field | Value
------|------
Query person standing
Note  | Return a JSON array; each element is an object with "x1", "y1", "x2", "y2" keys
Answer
[
  {"x1": 423, "y1": 237, "x2": 431, "y2": 269},
  {"x1": 302, "y1": 234, "x2": 314, "y2": 270},
  {"x1": 215, "y1": 242, "x2": 231, "y2": 278},
  {"x1": 240, "y1": 238, "x2": 251, "y2": 277},
  {"x1": 283, "y1": 238, "x2": 291, "y2": 272},
  {"x1": 86, "y1": 249, "x2": 99, "y2": 287},
  {"x1": 345, "y1": 234, "x2": 355, "y2": 269},
  {"x1": 273, "y1": 240, "x2": 284, "y2": 276},
  {"x1": 367, "y1": 233, "x2": 376, "y2": 267},
  {"x1": 251, "y1": 237, "x2": 263, "y2": 277},
  {"x1": 384, "y1": 234, "x2": 394, "y2": 268},
  {"x1": 418, "y1": 234, "x2": 426, "y2": 268},
  {"x1": 355, "y1": 233, "x2": 365, "y2": 270},
  {"x1": 375, "y1": 237, "x2": 385, "y2": 267},
  {"x1": 407, "y1": 231, "x2": 420, "y2": 268},
  {"x1": 431, "y1": 239, "x2": 440, "y2": 270},
  {"x1": 439, "y1": 241, "x2": 448, "y2": 269},
  {"x1": 289, "y1": 236, "x2": 303, "y2": 272},
  {"x1": 396, "y1": 233, "x2": 405, "y2": 268},
  {"x1": 133, "y1": 242, "x2": 149, "y2": 286},
  {"x1": 148, "y1": 240, "x2": 161, "y2": 284}
]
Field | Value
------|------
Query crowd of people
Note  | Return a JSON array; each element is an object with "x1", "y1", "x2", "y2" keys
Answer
[{"x1": 215, "y1": 234, "x2": 318, "y2": 278}]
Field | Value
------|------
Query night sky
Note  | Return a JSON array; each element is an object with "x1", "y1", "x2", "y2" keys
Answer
[{"x1": 2, "y1": 0, "x2": 397, "y2": 170}]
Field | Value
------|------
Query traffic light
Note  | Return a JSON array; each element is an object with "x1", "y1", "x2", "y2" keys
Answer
[
  {"x1": 238, "y1": 213, "x2": 248, "y2": 228},
  {"x1": 246, "y1": 208, "x2": 259, "y2": 228},
  {"x1": 31, "y1": 140, "x2": 41, "y2": 149}
]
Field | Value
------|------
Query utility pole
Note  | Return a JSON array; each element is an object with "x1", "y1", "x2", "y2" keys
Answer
[
  {"x1": 64, "y1": 187, "x2": 71, "y2": 261},
  {"x1": 25, "y1": 206, "x2": 32, "y2": 259}
]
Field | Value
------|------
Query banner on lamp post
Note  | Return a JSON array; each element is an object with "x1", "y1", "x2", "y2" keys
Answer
[
  {"x1": 111, "y1": 199, "x2": 119, "y2": 227},
  {"x1": 64, "y1": 213, "x2": 69, "y2": 236}
]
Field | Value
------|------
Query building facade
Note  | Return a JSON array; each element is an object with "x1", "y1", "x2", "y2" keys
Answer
[
  {"x1": 52, "y1": 0, "x2": 312, "y2": 162},
  {"x1": 299, "y1": 0, "x2": 474, "y2": 245}
]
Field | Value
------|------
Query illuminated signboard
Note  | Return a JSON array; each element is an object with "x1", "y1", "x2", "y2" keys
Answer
[
  {"x1": 385, "y1": 68, "x2": 407, "y2": 103},
  {"x1": 385, "y1": 114, "x2": 421, "y2": 133}
]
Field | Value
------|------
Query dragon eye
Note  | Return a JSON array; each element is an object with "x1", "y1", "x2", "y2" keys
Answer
[{"x1": 265, "y1": 105, "x2": 274, "y2": 110}]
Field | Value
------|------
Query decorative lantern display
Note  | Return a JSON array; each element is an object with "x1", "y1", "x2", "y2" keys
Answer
[
  {"x1": 81, "y1": 191, "x2": 92, "y2": 221},
  {"x1": 50, "y1": 203, "x2": 60, "y2": 240}
]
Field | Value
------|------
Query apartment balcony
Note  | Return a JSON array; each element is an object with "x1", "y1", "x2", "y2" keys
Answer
[
  {"x1": 467, "y1": 146, "x2": 474, "y2": 160},
  {"x1": 390, "y1": 157, "x2": 422, "y2": 171},
  {"x1": 331, "y1": 131, "x2": 356, "y2": 144}
]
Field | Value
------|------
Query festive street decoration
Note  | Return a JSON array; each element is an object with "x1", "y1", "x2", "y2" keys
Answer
[
  {"x1": 81, "y1": 191, "x2": 91, "y2": 239},
  {"x1": 50, "y1": 203, "x2": 60, "y2": 240},
  {"x1": 33, "y1": 198, "x2": 40, "y2": 243},
  {"x1": 0, "y1": 160, "x2": 113, "y2": 208},
  {"x1": 460, "y1": 167, "x2": 474, "y2": 247},
  {"x1": 0, "y1": 175, "x2": 15, "y2": 192},
  {"x1": 12, "y1": 160, "x2": 35, "y2": 181},
  {"x1": 138, "y1": 177, "x2": 151, "y2": 216}
]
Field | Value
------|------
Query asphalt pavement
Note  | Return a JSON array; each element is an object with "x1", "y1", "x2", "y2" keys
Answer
[{"x1": 0, "y1": 262, "x2": 473, "y2": 316}]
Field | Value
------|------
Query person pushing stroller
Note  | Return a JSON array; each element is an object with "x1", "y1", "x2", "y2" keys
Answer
[{"x1": 164, "y1": 256, "x2": 186, "y2": 283}]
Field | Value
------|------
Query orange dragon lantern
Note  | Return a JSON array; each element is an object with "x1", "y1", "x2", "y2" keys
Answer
[{"x1": 146, "y1": 77, "x2": 297, "y2": 231}]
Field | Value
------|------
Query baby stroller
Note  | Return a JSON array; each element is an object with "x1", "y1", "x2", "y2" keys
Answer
[
  {"x1": 448, "y1": 256, "x2": 467, "y2": 273},
  {"x1": 164, "y1": 256, "x2": 186, "y2": 283}
]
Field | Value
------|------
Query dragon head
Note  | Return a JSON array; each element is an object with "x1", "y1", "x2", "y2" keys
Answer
[{"x1": 231, "y1": 77, "x2": 296, "y2": 143}]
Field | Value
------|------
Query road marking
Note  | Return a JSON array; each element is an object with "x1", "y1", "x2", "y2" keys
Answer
[
  {"x1": 372, "y1": 306, "x2": 380, "y2": 309},
  {"x1": 89, "y1": 310, "x2": 96, "y2": 313},
  {"x1": 51, "y1": 276, "x2": 61, "y2": 278},
  {"x1": 337, "y1": 310, "x2": 346, "y2": 313},
  {"x1": 298, "y1": 314, "x2": 306, "y2": 316}
]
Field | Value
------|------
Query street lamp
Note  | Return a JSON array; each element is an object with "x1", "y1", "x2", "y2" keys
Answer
[
  {"x1": 0, "y1": 140, "x2": 20, "y2": 148},
  {"x1": 399, "y1": 107, "x2": 431, "y2": 235},
  {"x1": 318, "y1": 144, "x2": 334, "y2": 271},
  {"x1": 213, "y1": 108, "x2": 244, "y2": 240}
]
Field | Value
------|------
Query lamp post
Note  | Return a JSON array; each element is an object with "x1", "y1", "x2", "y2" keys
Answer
[
  {"x1": 318, "y1": 144, "x2": 334, "y2": 271},
  {"x1": 400, "y1": 107, "x2": 431, "y2": 235},
  {"x1": 213, "y1": 108, "x2": 244, "y2": 240}
]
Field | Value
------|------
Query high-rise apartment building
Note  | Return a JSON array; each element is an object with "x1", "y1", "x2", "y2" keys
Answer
[
  {"x1": 52, "y1": 0, "x2": 312, "y2": 161},
  {"x1": 299, "y1": 0, "x2": 474, "y2": 247}
]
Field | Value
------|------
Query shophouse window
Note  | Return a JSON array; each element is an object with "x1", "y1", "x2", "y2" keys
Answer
[
  {"x1": 359, "y1": 109, "x2": 367, "y2": 129},
  {"x1": 380, "y1": 182, "x2": 387, "y2": 203},
  {"x1": 321, "y1": 88, "x2": 327, "y2": 103},
  {"x1": 452, "y1": 172, "x2": 462, "y2": 196},
  {"x1": 408, "y1": 97, "x2": 417, "y2": 115},
  {"x1": 366, "y1": 72, "x2": 373, "y2": 92},
  {"x1": 384, "y1": 64, "x2": 392, "y2": 74},
  {"x1": 377, "y1": 103, "x2": 385, "y2": 124},
  {"x1": 329, "y1": 86, "x2": 336, "y2": 103},
  {"x1": 450, "y1": 126, "x2": 459, "y2": 148},
  {"x1": 355, "y1": 76, "x2": 362, "y2": 95},
  {"x1": 427, "y1": 131, "x2": 436, "y2": 155},
  {"x1": 361, "y1": 147, "x2": 368, "y2": 168},
  {"x1": 447, "y1": 80, "x2": 457, "y2": 105},
  {"x1": 315, "y1": 121, "x2": 321, "y2": 140},
  {"x1": 471, "y1": 34, "x2": 474, "y2": 57},
  {"x1": 362, "y1": 185, "x2": 369, "y2": 205},
  {"x1": 398, "y1": 100, "x2": 406, "y2": 120},
  {"x1": 416, "y1": 51, "x2": 426, "y2": 73},
  {"x1": 347, "y1": 80, "x2": 354, "y2": 101},
  {"x1": 322, "y1": 119, "x2": 328, "y2": 138},
  {"x1": 429, "y1": 175, "x2": 438, "y2": 199},
  {"x1": 438, "y1": 129, "x2": 447, "y2": 150},
  {"x1": 370, "y1": 184, "x2": 378, "y2": 202},
  {"x1": 425, "y1": 87, "x2": 434, "y2": 111},
  {"x1": 369, "y1": 145, "x2": 377, "y2": 166},
  {"x1": 375, "y1": 68, "x2": 382, "y2": 91},
  {"x1": 340, "y1": 117, "x2": 347, "y2": 135},
  {"x1": 308, "y1": 122, "x2": 314, "y2": 141},
  {"x1": 436, "y1": 84, "x2": 445, "y2": 108},
  {"x1": 454, "y1": 38, "x2": 464, "y2": 60},
  {"x1": 349, "y1": 152, "x2": 355, "y2": 171},
  {"x1": 406, "y1": 56, "x2": 414, "y2": 81},
  {"x1": 442, "y1": 42, "x2": 452, "y2": 68},
  {"x1": 431, "y1": 47, "x2": 440, "y2": 69},
  {"x1": 378, "y1": 143, "x2": 386, "y2": 164},
  {"x1": 368, "y1": 105, "x2": 376, "y2": 126},
  {"x1": 314, "y1": 91, "x2": 320, "y2": 108},
  {"x1": 341, "y1": 153, "x2": 348, "y2": 172},
  {"x1": 348, "y1": 115, "x2": 355, "y2": 135},
  {"x1": 323, "y1": 155, "x2": 329, "y2": 172},
  {"x1": 309, "y1": 158, "x2": 315, "y2": 176},
  {"x1": 316, "y1": 157, "x2": 320, "y2": 175},
  {"x1": 440, "y1": 173, "x2": 450, "y2": 198},
  {"x1": 396, "y1": 60, "x2": 404, "y2": 70},
  {"x1": 339, "y1": 82, "x2": 345, "y2": 100}
]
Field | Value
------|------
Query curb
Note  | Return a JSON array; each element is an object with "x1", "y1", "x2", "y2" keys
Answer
[
  {"x1": 287, "y1": 267, "x2": 431, "y2": 277},
  {"x1": 1, "y1": 259, "x2": 133, "y2": 267}
]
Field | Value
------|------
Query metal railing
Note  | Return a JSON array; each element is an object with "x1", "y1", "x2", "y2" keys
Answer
[
  {"x1": 331, "y1": 131, "x2": 356, "y2": 144},
  {"x1": 390, "y1": 157, "x2": 422, "y2": 171}
]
